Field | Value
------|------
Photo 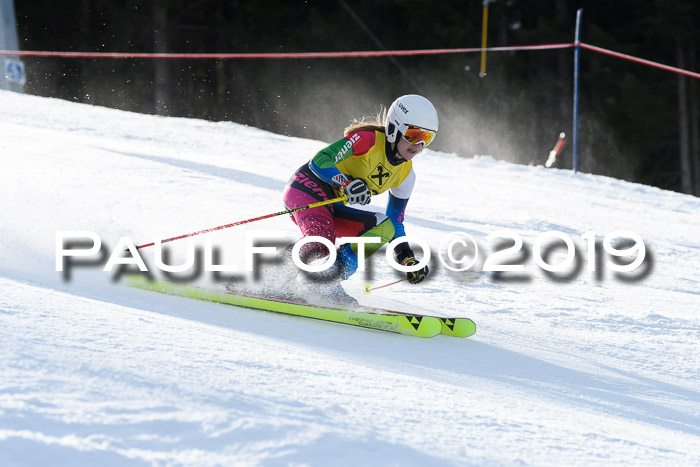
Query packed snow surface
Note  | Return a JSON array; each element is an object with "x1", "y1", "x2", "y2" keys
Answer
[{"x1": 1, "y1": 90, "x2": 699, "y2": 466}]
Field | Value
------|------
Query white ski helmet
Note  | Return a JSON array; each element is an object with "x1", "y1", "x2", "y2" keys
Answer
[{"x1": 385, "y1": 94, "x2": 439, "y2": 145}]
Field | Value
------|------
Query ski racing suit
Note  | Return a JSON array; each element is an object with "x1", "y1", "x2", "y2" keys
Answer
[{"x1": 283, "y1": 130, "x2": 415, "y2": 279}]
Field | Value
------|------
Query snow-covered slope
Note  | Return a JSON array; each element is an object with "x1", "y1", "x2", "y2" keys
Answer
[{"x1": 1, "y1": 90, "x2": 699, "y2": 466}]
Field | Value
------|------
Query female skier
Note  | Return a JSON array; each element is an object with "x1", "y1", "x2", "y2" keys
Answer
[{"x1": 282, "y1": 94, "x2": 438, "y2": 302}]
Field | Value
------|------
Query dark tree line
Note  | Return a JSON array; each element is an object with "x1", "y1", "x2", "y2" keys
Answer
[{"x1": 14, "y1": 0, "x2": 700, "y2": 196}]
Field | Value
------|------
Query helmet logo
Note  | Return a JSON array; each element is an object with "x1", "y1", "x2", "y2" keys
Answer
[{"x1": 398, "y1": 102, "x2": 409, "y2": 114}]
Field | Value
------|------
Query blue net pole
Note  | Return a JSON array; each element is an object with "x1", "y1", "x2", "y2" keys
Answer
[{"x1": 573, "y1": 8, "x2": 583, "y2": 174}]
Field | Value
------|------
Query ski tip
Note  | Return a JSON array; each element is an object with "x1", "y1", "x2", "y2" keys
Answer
[
  {"x1": 439, "y1": 318, "x2": 477, "y2": 338},
  {"x1": 363, "y1": 285, "x2": 372, "y2": 295}
]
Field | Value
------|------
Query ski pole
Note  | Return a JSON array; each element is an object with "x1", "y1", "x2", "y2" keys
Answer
[
  {"x1": 135, "y1": 195, "x2": 347, "y2": 250},
  {"x1": 363, "y1": 278, "x2": 408, "y2": 294}
]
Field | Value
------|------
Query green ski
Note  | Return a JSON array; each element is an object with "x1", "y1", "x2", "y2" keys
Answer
[
  {"x1": 438, "y1": 317, "x2": 476, "y2": 338},
  {"x1": 125, "y1": 275, "x2": 443, "y2": 338}
]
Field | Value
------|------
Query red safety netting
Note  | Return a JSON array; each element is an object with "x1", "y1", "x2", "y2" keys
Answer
[
  {"x1": 0, "y1": 42, "x2": 572, "y2": 59},
  {"x1": 1, "y1": 42, "x2": 698, "y2": 78}
]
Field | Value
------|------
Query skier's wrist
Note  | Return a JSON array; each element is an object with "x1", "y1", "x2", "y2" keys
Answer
[{"x1": 394, "y1": 242, "x2": 415, "y2": 264}]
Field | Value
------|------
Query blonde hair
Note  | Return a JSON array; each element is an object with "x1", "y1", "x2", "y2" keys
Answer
[{"x1": 343, "y1": 106, "x2": 387, "y2": 136}]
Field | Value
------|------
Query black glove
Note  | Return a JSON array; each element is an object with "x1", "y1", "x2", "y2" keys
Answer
[
  {"x1": 395, "y1": 243, "x2": 429, "y2": 284},
  {"x1": 340, "y1": 178, "x2": 371, "y2": 205}
]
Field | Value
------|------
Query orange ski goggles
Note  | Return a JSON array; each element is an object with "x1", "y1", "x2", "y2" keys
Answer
[{"x1": 402, "y1": 125, "x2": 437, "y2": 147}]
